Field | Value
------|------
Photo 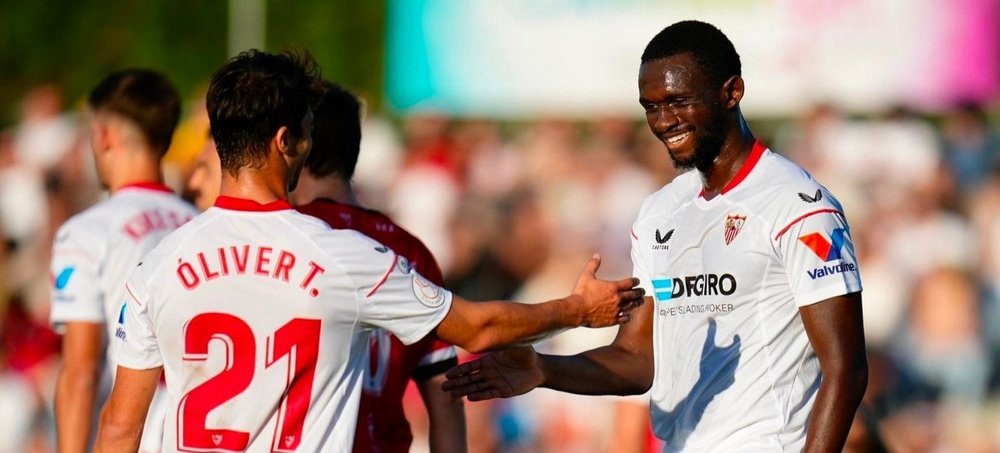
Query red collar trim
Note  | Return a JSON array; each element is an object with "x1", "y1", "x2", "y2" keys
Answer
[
  {"x1": 118, "y1": 181, "x2": 173, "y2": 194},
  {"x1": 699, "y1": 140, "x2": 767, "y2": 198},
  {"x1": 213, "y1": 196, "x2": 292, "y2": 212}
]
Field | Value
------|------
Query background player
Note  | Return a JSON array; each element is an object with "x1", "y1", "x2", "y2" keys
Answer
[
  {"x1": 291, "y1": 81, "x2": 465, "y2": 453},
  {"x1": 49, "y1": 69, "x2": 198, "y2": 452},
  {"x1": 444, "y1": 20, "x2": 867, "y2": 452},
  {"x1": 94, "y1": 50, "x2": 643, "y2": 452}
]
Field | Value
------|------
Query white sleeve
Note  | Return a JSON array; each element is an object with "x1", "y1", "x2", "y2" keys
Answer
[
  {"x1": 773, "y1": 210, "x2": 863, "y2": 307},
  {"x1": 49, "y1": 222, "x2": 104, "y2": 330},
  {"x1": 332, "y1": 233, "x2": 452, "y2": 345},
  {"x1": 630, "y1": 227, "x2": 655, "y2": 297},
  {"x1": 114, "y1": 266, "x2": 162, "y2": 370}
]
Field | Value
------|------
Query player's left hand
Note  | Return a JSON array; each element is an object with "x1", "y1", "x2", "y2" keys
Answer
[
  {"x1": 571, "y1": 254, "x2": 645, "y2": 327},
  {"x1": 441, "y1": 346, "x2": 542, "y2": 401}
]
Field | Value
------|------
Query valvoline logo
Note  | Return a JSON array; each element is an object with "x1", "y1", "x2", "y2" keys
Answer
[
  {"x1": 798, "y1": 229, "x2": 847, "y2": 262},
  {"x1": 799, "y1": 229, "x2": 856, "y2": 280},
  {"x1": 115, "y1": 304, "x2": 127, "y2": 341},
  {"x1": 53, "y1": 266, "x2": 75, "y2": 290}
]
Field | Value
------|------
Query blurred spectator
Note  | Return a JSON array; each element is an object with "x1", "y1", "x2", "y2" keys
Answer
[
  {"x1": 888, "y1": 267, "x2": 990, "y2": 405},
  {"x1": 13, "y1": 85, "x2": 77, "y2": 172},
  {"x1": 940, "y1": 102, "x2": 999, "y2": 195}
]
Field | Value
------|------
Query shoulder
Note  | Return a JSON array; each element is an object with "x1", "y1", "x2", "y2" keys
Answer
[
  {"x1": 747, "y1": 151, "x2": 848, "y2": 232},
  {"x1": 53, "y1": 201, "x2": 118, "y2": 248},
  {"x1": 635, "y1": 170, "x2": 700, "y2": 223}
]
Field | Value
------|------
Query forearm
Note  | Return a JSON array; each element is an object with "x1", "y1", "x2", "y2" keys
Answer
[
  {"x1": 55, "y1": 367, "x2": 99, "y2": 453},
  {"x1": 93, "y1": 413, "x2": 143, "y2": 453},
  {"x1": 439, "y1": 297, "x2": 581, "y2": 353},
  {"x1": 540, "y1": 345, "x2": 652, "y2": 396},
  {"x1": 420, "y1": 375, "x2": 467, "y2": 453},
  {"x1": 804, "y1": 366, "x2": 868, "y2": 453}
]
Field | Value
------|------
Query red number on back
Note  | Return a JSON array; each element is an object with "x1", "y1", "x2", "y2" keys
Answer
[{"x1": 178, "y1": 313, "x2": 322, "y2": 452}]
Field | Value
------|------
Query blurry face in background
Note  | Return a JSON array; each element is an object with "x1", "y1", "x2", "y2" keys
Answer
[
  {"x1": 187, "y1": 137, "x2": 222, "y2": 211},
  {"x1": 639, "y1": 53, "x2": 727, "y2": 171}
]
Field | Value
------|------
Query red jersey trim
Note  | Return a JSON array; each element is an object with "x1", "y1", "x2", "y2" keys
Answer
[
  {"x1": 773, "y1": 208, "x2": 844, "y2": 240},
  {"x1": 125, "y1": 284, "x2": 142, "y2": 306},
  {"x1": 213, "y1": 196, "x2": 293, "y2": 212},
  {"x1": 118, "y1": 181, "x2": 173, "y2": 194},
  {"x1": 366, "y1": 254, "x2": 399, "y2": 298},
  {"x1": 699, "y1": 140, "x2": 767, "y2": 198}
]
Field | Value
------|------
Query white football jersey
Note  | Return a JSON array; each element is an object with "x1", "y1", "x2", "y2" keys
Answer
[
  {"x1": 49, "y1": 182, "x2": 197, "y2": 449},
  {"x1": 114, "y1": 196, "x2": 453, "y2": 453},
  {"x1": 630, "y1": 142, "x2": 862, "y2": 452}
]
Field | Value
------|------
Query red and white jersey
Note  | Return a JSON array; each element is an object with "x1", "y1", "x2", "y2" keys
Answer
[
  {"x1": 115, "y1": 196, "x2": 453, "y2": 452},
  {"x1": 296, "y1": 199, "x2": 457, "y2": 453},
  {"x1": 630, "y1": 142, "x2": 862, "y2": 452},
  {"x1": 49, "y1": 182, "x2": 196, "y2": 449}
]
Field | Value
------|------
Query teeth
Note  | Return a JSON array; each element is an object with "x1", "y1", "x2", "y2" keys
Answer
[{"x1": 667, "y1": 132, "x2": 689, "y2": 145}]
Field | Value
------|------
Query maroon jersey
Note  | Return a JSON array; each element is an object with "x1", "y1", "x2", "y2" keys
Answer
[{"x1": 296, "y1": 198, "x2": 457, "y2": 453}]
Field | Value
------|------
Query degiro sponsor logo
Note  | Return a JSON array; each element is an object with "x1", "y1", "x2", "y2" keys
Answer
[{"x1": 651, "y1": 274, "x2": 737, "y2": 302}]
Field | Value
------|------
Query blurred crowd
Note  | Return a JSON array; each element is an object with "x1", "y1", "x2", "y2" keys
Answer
[{"x1": 1, "y1": 83, "x2": 999, "y2": 452}]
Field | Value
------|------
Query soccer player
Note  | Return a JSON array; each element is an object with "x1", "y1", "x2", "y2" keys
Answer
[
  {"x1": 50, "y1": 69, "x2": 197, "y2": 452},
  {"x1": 290, "y1": 81, "x2": 465, "y2": 453},
  {"x1": 94, "y1": 50, "x2": 643, "y2": 452},
  {"x1": 443, "y1": 20, "x2": 867, "y2": 452}
]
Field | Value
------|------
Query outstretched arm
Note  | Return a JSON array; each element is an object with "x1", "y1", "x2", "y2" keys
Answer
[
  {"x1": 443, "y1": 295, "x2": 655, "y2": 399},
  {"x1": 800, "y1": 292, "x2": 867, "y2": 453},
  {"x1": 94, "y1": 366, "x2": 161, "y2": 453},
  {"x1": 435, "y1": 255, "x2": 644, "y2": 353}
]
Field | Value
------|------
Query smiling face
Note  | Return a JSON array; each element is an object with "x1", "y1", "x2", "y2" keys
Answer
[{"x1": 639, "y1": 53, "x2": 728, "y2": 171}]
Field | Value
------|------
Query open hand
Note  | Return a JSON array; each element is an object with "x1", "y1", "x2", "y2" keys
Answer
[
  {"x1": 442, "y1": 347, "x2": 543, "y2": 401},
  {"x1": 572, "y1": 254, "x2": 645, "y2": 327}
]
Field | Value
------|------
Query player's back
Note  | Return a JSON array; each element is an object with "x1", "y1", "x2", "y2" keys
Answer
[
  {"x1": 116, "y1": 196, "x2": 452, "y2": 452},
  {"x1": 51, "y1": 183, "x2": 196, "y2": 346},
  {"x1": 296, "y1": 198, "x2": 456, "y2": 453}
]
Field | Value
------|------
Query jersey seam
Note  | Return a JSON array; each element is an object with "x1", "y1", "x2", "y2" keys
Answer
[{"x1": 729, "y1": 196, "x2": 789, "y2": 451}]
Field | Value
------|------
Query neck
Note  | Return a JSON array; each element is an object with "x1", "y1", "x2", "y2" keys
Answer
[
  {"x1": 291, "y1": 171, "x2": 360, "y2": 207},
  {"x1": 107, "y1": 148, "x2": 164, "y2": 192},
  {"x1": 699, "y1": 115, "x2": 756, "y2": 200},
  {"x1": 220, "y1": 165, "x2": 289, "y2": 204}
]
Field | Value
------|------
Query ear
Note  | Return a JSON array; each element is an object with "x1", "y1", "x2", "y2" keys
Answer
[
  {"x1": 721, "y1": 76, "x2": 744, "y2": 109},
  {"x1": 273, "y1": 125, "x2": 292, "y2": 157},
  {"x1": 90, "y1": 117, "x2": 112, "y2": 153}
]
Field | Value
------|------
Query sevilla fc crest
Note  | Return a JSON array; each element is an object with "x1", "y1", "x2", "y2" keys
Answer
[{"x1": 724, "y1": 214, "x2": 746, "y2": 245}]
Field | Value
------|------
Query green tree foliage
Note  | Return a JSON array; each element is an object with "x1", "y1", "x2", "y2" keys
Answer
[{"x1": 0, "y1": 0, "x2": 384, "y2": 126}]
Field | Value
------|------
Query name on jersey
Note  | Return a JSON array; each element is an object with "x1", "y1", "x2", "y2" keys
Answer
[
  {"x1": 651, "y1": 273, "x2": 737, "y2": 302},
  {"x1": 123, "y1": 209, "x2": 192, "y2": 242},
  {"x1": 176, "y1": 245, "x2": 326, "y2": 297}
]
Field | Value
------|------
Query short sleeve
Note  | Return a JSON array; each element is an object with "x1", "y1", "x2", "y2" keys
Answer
[
  {"x1": 113, "y1": 267, "x2": 162, "y2": 370},
  {"x1": 412, "y1": 340, "x2": 458, "y2": 381},
  {"x1": 773, "y1": 210, "x2": 863, "y2": 307},
  {"x1": 49, "y1": 222, "x2": 104, "y2": 330},
  {"x1": 631, "y1": 227, "x2": 655, "y2": 297},
  {"x1": 332, "y1": 233, "x2": 453, "y2": 345}
]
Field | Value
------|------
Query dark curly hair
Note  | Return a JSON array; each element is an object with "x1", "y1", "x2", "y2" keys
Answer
[{"x1": 206, "y1": 49, "x2": 323, "y2": 175}]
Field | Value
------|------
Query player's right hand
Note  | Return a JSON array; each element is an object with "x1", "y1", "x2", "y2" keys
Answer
[
  {"x1": 571, "y1": 254, "x2": 645, "y2": 328},
  {"x1": 441, "y1": 346, "x2": 542, "y2": 401}
]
